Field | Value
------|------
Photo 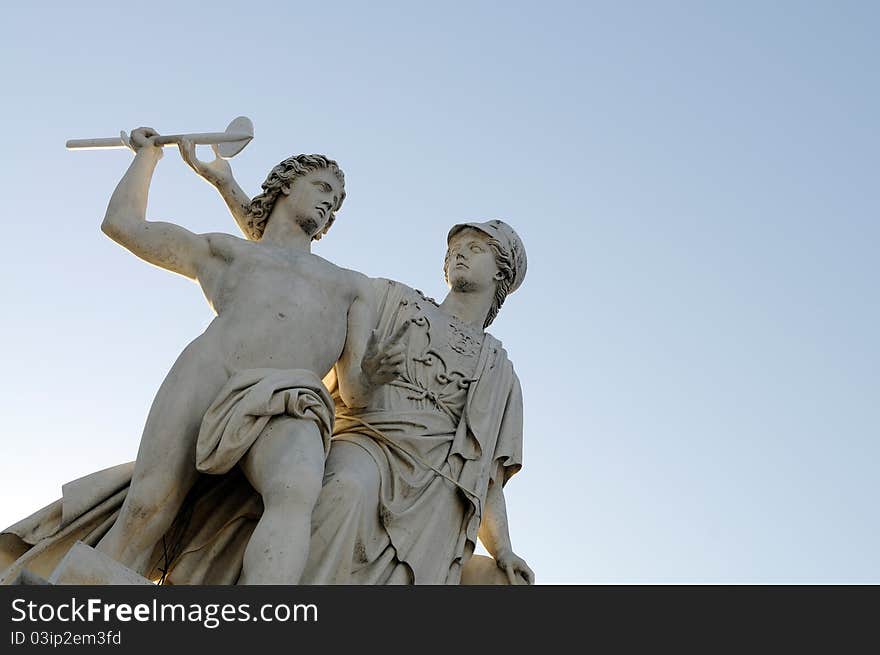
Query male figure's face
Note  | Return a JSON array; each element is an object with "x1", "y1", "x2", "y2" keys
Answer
[
  {"x1": 445, "y1": 229, "x2": 501, "y2": 293},
  {"x1": 280, "y1": 168, "x2": 343, "y2": 238}
]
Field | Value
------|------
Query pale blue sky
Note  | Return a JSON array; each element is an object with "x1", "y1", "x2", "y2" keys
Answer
[{"x1": 0, "y1": 1, "x2": 877, "y2": 583}]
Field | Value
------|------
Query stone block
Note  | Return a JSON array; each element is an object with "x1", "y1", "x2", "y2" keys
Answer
[{"x1": 48, "y1": 542, "x2": 153, "y2": 585}]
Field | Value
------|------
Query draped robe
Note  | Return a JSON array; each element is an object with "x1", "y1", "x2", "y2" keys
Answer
[
  {"x1": 303, "y1": 279, "x2": 523, "y2": 583},
  {"x1": 0, "y1": 279, "x2": 523, "y2": 585}
]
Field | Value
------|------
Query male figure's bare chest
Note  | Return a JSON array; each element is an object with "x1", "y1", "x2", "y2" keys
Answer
[{"x1": 214, "y1": 248, "x2": 352, "y2": 316}]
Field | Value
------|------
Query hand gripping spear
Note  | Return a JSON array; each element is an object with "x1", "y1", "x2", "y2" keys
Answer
[{"x1": 66, "y1": 116, "x2": 254, "y2": 159}]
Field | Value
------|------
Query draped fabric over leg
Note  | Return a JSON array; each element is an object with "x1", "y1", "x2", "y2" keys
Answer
[
  {"x1": 301, "y1": 280, "x2": 525, "y2": 585},
  {"x1": 2, "y1": 282, "x2": 526, "y2": 586},
  {"x1": 197, "y1": 368, "x2": 334, "y2": 475},
  {"x1": 0, "y1": 463, "x2": 264, "y2": 586},
  {"x1": 2, "y1": 368, "x2": 336, "y2": 586},
  {"x1": 302, "y1": 441, "x2": 406, "y2": 584}
]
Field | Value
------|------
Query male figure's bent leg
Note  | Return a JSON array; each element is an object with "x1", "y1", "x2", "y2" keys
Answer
[
  {"x1": 96, "y1": 348, "x2": 229, "y2": 576},
  {"x1": 238, "y1": 416, "x2": 325, "y2": 585}
]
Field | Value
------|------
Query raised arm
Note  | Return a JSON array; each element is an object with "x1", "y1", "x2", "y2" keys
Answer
[
  {"x1": 178, "y1": 139, "x2": 254, "y2": 239},
  {"x1": 478, "y1": 461, "x2": 536, "y2": 585},
  {"x1": 101, "y1": 128, "x2": 215, "y2": 281}
]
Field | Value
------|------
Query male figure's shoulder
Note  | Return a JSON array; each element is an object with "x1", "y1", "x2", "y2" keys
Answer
[{"x1": 311, "y1": 257, "x2": 375, "y2": 300}]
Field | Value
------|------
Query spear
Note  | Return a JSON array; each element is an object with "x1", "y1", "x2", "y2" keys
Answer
[{"x1": 66, "y1": 116, "x2": 254, "y2": 159}]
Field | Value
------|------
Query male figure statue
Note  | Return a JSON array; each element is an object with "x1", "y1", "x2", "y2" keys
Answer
[
  {"x1": 95, "y1": 128, "x2": 398, "y2": 584},
  {"x1": 179, "y1": 145, "x2": 533, "y2": 584}
]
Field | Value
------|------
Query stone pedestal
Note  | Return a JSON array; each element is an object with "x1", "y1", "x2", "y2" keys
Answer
[
  {"x1": 6, "y1": 569, "x2": 49, "y2": 585},
  {"x1": 460, "y1": 554, "x2": 512, "y2": 585},
  {"x1": 46, "y1": 542, "x2": 153, "y2": 585}
]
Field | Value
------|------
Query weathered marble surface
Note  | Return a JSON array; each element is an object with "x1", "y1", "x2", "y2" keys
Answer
[
  {"x1": 49, "y1": 542, "x2": 152, "y2": 586},
  {"x1": 1, "y1": 127, "x2": 534, "y2": 586}
]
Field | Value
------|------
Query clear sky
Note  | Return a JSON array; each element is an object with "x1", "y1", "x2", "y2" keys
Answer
[{"x1": 0, "y1": 1, "x2": 877, "y2": 583}]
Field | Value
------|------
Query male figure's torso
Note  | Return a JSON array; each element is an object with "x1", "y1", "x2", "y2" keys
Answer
[{"x1": 190, "y1": 233, "x2": 363, "y2": 376}]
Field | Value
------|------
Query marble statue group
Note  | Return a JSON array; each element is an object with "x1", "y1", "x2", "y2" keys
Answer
[{"x1": 0, "y1": 122, "x2": 534, "y2": 586}]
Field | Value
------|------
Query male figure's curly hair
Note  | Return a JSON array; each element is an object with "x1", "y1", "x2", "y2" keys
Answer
[
  {"x1": 246, "y1": 154, "x2": 346, "y2": 241},
  {"x1": 444, "y1": 234, "x2": 515, "y2": 328}
]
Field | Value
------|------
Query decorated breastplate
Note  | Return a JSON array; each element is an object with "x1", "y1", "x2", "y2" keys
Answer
[{"x1": 390, "y1": 290, "x2": 483, "y2": 420}]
